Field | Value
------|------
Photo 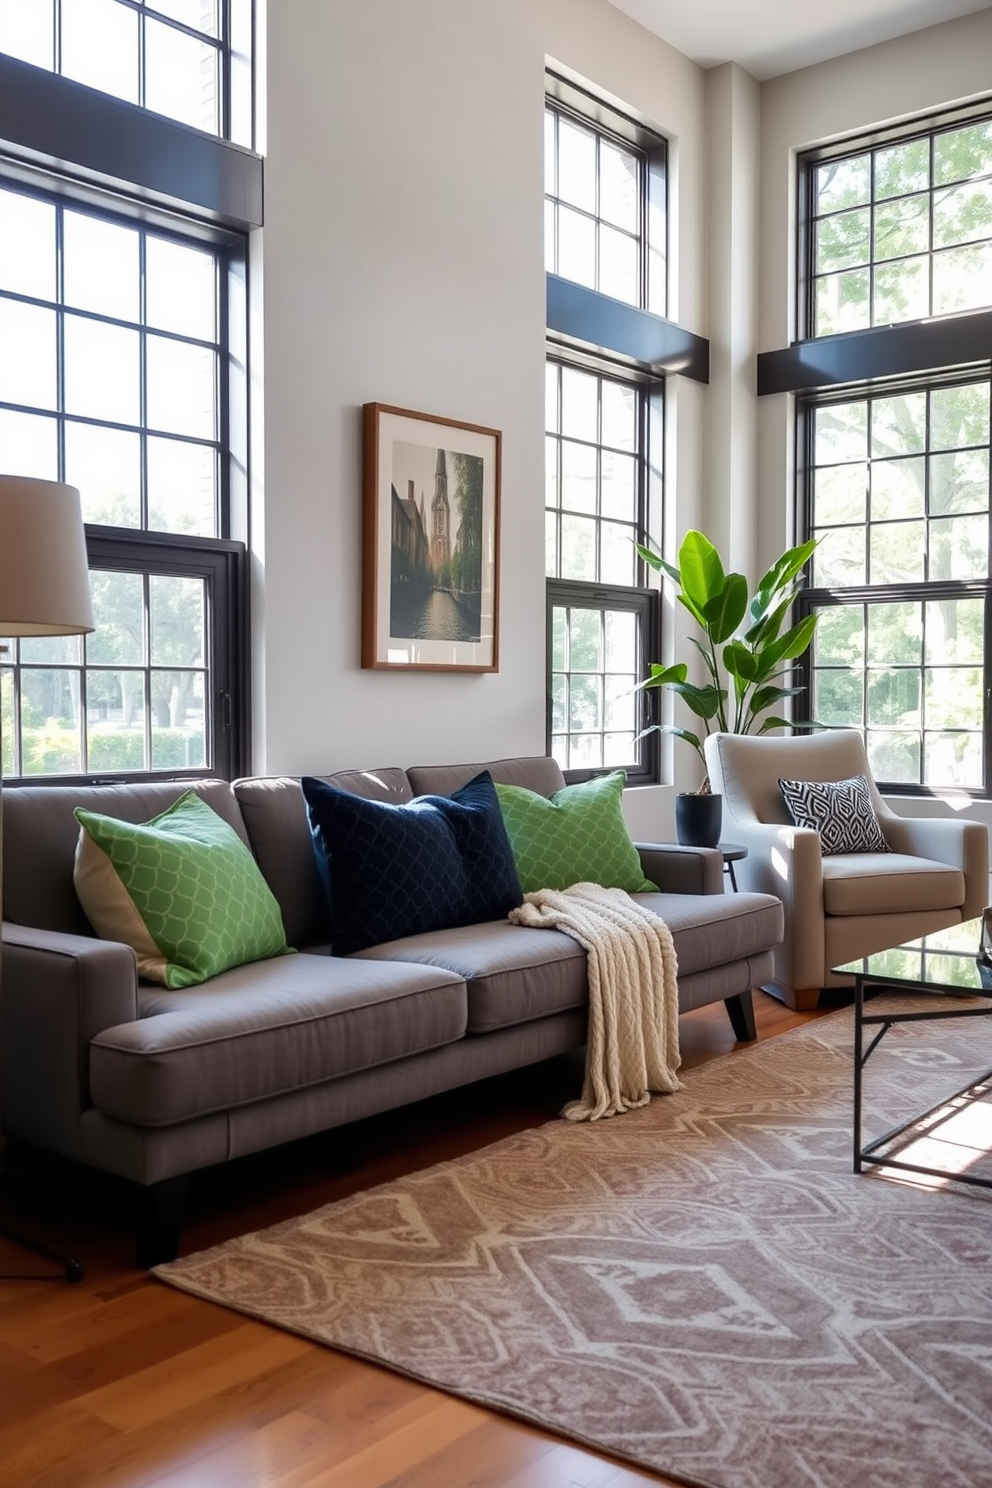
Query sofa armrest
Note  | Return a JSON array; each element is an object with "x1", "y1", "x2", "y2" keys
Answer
[
  {"x1": 881, "y1": 815, "x2": 990, "y2": 920},
  {"x1": 0, "y1": 922, "x2": 139, "y2": 1159},
  {"x1": 635, "y1": 843, "x2": 724, "y2": 895}
]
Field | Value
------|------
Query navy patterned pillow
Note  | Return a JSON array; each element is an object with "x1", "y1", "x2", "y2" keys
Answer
[
  {"x1": 778, "y1": 774, "x2": 891, "y2": 855},
  {"x1": 301, "y1": 770, "x2": 523, "y2": 954}
]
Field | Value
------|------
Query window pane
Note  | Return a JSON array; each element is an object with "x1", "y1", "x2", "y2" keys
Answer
[
  {"x1": 867, "y1": 669, "x2": 920, "y2": 727},
  {"x1": 145, "y1": 17, "x2": 219, "y2": 134},
  {"x1": 151, "y1": 670, "x2": 205, "y2": 769},
  {"x1": 146, "y1": 336, "x2": 217, "y2": 439},
  {"x1": 816, "y1": 268, "x2": 870, "y2": 334},
  {"x1": 605, "y1": 609, "x2": 636, "y2": 671},
  {"x1": 568, "y1": 608, "x2": 602, "y2": 671},
  {"x1": 600, "y1": 381, "x2": 636, "y2": 451},
  {"x1": 925, "y1": 597, "x2": 983, "y2": 664},
  {"x1": 600, "y1": 450, "x2": 636, "y2": 521},
  {"x1": 147, "y1": 436, "x2": 217, "y2": 536},
  {"x1": 0, "y1": 189, "x2": 55, "y2": 300},
  {"x1": 66, "y1": 422, "x2": 141, "y2": 527},
  {"x1": 149, "y1": 575, "x2": 205, "y2": 667},
  {"x1": 64, "y1": 316, "x2": 140, "y2": 424},
  {"x1": 870, "y1": 458, "x2": 924, "y2": 520},
  {"x1": 871, "y1": 392, "x2": 926, "y2": 457},
  {"x1": 928, "y1": 449, "x2": 989, "y2": 515},
  {"x1": 600, "y1": 521, "x2": 634, "y2": 584},
  {"x1": 88, "y1": 570, "x2": 145, "y2": 665},
  {"x1": 925, "y1": 731, "x2": 982, "y2": 788},
  {"x1": 933, "y1": 121, "x2": 992, "y2": 187},
  {"x1": 599, "y1": 224, "x2": 638, "y2": 304},
  {"x1": 63, "y1": 212, "x2": 140, "y2": 322},
  {"x1": 814, "y1": 463, "x2": 867, "y2": 525},
  {"x1": 928, "y1": 514, "x2": 988, "y2": 579},
  {"x1": 544, "y1": 363, "x2": 558, "y2": 433},
  {"x1": 87, "y1": 673, "x2": 147, "y2": 772},
  {"x1": 61, "y1": 0, "x2": 138, "y2": 104},
  {"x1": 545, "y1": 434, "x2": 558, "y2": 508},
  {"x1": 560, "y1": 367, "x2": 598, "y2": 440},
  {"x1": 560, "y1": 514, "x2": 596, "y2": 580},
  {"x1": 0, "y1": 299, "x2": 57, "y2": 408},
  {"x1": 0, "y1": 408, "x2": 57, "y2": 478},
  {"x1": 605, "y1": 672, "x2": 636, "y2": 732},
  {"x1": 0, "y1": 0, "x2": 54, "y2": 66},
  {"x1": 868, "y1": 603, "x2": 921, "y2": 665},
  {"x1": 932, "y1": 242, "x2": 992, "y2": 315},
  {"x1": 815, "y1": 667, "x2": 864, "y2": 724},
  {"x1": 815, "y1": 403, "x2": 868, "y2": 465},
  {"x1": 544, "y1": 509, "x2": 558, "y2": 577},
  {"x1": 872, "y1": 196, "x2": 929, "y2": 262},
  {"x1": 150, "y1": 0, "x2": 220, "y2": 36},
  {"x1": 815, "y1": 207, "x2": 869, "y2": 273},
  {"x1": 599, "y1": 141, "x2": 638, "y2": 232},
  {"x1": 869, "y1": 520, "x2": 924, "y2": 583},
  {"x1": 926, "y1": 666, "x2": 983, "y2": 729},
  {"x1": 815, "y1": 605, "x2": 865, "y2": 666},
  {"x1": 557, "y1": 118, "x2": 596, "y2": 213},
  {"x1": 145, "y1": 237, "x2": 217, "y2": 340},
  {"x1": 20, "y1": 668, "x2": 82, "y2": 774},
  {"x1": 551, "y1": 607, "x2": 567, "y2": 670},
  {"x1": 560, "y1": 441, "x2": 597, "y2": 514},
  {"x1": 815, "y1": 155, "x2": 870, "y2": 214},
  {"x1": 933, "y1": 181, "x2": 992, "y2": 250},
  {"x1": 930, "y1": 382, "x2": 990, "y2": 450},
  {"x1": 569, "y1": 674, "x2": 602, "y2": 732},
  {"x1": 544, "y1": 199, "x2": 555, "y2": 273},
  {"x1": 874, "y1": 139, "x2": 929, "y2": 201},
  {"x1": 873, "y1": 256, "x2": 929, "y2": 324},
  {"x1": 812, "y1": 525, "x2": 866, "y2": 586},
  {"x1": 557, "y1": 207, "x2": 596, "y2": 290},
  {"x1": 544, "y1": 109, "x2": 556, "y2": 196},
  {"x1": 867, "y1": 731, "x2": 919, "y2": 784}
]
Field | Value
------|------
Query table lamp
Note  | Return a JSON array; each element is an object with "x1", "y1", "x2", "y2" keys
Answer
[{"x1": 0, "y1": 474, "x2": 94, "y2": 1282}]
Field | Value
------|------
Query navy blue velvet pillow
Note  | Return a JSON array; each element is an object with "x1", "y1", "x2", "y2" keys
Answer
[{"x1": 301, "y1": 770, "x2": 523, "y2": 955}]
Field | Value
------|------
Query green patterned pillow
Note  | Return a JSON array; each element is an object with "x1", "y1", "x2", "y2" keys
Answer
[
  {"x1": 73, "y1": 792, "x2": 291, "y2": 988},
  {"x1": 494, "y1": 771, "x2": 656, "y2": 894}
]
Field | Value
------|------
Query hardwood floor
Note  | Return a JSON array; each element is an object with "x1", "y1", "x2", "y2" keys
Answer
[{"x1": 0, "y1": 991, "x2": 839, "y2": 1488}]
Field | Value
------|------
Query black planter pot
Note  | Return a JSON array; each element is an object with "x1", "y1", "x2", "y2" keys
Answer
[{"x1": 675, "y1": 792, "x2": 723, "y2": 848}]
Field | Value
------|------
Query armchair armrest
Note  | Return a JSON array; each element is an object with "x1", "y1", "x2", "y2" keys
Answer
[
  {"x1": 1, "y1": 921, "x2": 139, "y2": 1159},
  {"x1": 881, "y1": 815, "x2": 990, "y2": 920},
  {"x1": 635, "y1": 843, "x2": 724, "y2": 895},
  {"x1": 718, "y1": 823, "x2": 825, "y2": 993}
]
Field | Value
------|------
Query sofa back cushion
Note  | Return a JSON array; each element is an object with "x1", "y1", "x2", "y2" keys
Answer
[
  {"x1": 234, "y1": 767, "x2": 414, "y2": 949},
  {"x1": 1, "y1": 779, "x2": 246, "y2": 937},
  {"x1": 408, "y1": 755, "x2": 566, "y2": 799}
]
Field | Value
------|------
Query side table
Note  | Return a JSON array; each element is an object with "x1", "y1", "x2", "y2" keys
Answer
[{"x1": 719, "y1": 842, "x2": 747, "y2": 892}]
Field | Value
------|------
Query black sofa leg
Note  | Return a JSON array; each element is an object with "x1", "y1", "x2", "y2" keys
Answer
[
  {"x1": 724, "y1": 990, "x2": 757, "y2": 1042},
  {"x1": 135, "y1": 1174, "x2": 189, "y2": 1269}
]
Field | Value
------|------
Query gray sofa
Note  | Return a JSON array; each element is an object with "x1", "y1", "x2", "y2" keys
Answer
[{"x1": 0, "y1": 755, "x2": 783, "y2": 1264}]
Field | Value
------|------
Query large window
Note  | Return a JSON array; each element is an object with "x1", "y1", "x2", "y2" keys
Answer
[
  {"x1": 0, "y1": 0, "x2": 253, "y2": 145},
  {"x1": 545, "y1": 357, "x2": 660, "y2": 780},
  {"x1": 544, "y1": 89, "x2": 666, "y2": 316},
  {"x1": 797, "y1": 104, "x2": 992, "y2": 794}
]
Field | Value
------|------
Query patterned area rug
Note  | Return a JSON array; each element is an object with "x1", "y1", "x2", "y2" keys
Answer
[{"x1": 155, "y1": 1003, "x2": 992, "y2": 1488}]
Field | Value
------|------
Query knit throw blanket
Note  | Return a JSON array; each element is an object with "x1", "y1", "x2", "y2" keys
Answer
[{"x1": 509, "y1": 882, "x2": 681, "y2": 1122}]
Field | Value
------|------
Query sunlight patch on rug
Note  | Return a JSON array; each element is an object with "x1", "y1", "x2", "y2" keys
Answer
[{"x1": 155, "y1": 1007, "x2": 992, "y2": 1488}]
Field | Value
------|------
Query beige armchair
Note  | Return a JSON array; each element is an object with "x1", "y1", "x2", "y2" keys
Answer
[{"x1": 704, "y1": 729, "x2": 990, "y2": 1010}]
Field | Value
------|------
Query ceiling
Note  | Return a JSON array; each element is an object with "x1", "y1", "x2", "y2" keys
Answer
[{"x1": 604, "y1": 0, "x2": 992, "y2": 80}]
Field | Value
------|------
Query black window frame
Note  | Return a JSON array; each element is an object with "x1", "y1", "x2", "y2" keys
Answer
[{"x1": 0, "y1": 40, "x2": 260, "y2": 785}]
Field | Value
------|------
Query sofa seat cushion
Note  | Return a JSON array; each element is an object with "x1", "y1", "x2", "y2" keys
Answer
[
  {"x1": 89, "y1": 956, "x2": 467, "y2": 1126},
  {"x1": 634, "y1": 891, "x2": 784, "y2": 978},
  {"x1": 353, "y1": 920, "x2": 589, "y2": 1034},
  {"x1": 821, "y1": 853, "x2": 965, "y2": 916},
  {"x1": 353, "y1": 890, "x2": 783, "y2": 1034}
]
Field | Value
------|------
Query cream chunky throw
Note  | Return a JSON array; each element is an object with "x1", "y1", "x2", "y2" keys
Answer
[{"x1": 509, "y1": 881, "x2": 681, "y2": 1122}]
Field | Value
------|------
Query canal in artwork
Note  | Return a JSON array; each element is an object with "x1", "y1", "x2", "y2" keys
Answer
[{"x1": 390, "y1": 586, "x2": 482, "y2": 642}]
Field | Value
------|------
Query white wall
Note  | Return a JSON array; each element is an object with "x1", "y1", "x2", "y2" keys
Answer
[{"x1": 257, "y1": 0, "x2": 708, "y2": 839}]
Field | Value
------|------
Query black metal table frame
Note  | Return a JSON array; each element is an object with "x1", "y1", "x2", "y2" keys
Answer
[{"x1": 854, "y1": 972, "x2": 992, "y2": 1190}]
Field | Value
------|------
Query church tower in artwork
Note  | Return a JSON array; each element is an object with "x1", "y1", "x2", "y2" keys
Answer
[{"x1": 430, "y1": 448, "x2": 450, "y2": 569}]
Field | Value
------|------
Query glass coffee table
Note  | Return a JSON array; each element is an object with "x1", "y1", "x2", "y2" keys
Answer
[{"x1": 835, "y1": 918, "x2": 992, "y2": 1191}]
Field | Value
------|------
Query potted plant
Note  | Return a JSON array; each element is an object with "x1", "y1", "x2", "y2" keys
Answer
[{"x1": 637, "y1": 529, "x2": 820, "y2": 847}]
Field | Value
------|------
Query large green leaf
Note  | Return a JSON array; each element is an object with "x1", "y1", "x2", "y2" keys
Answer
[
  {"x1": 750, "y1": 539, "x2": 817, "y2": 624},
  {"x1": 639, "y1": 661, "x2": 688, "y2": 689},
  {"x1": 703, "y1": 572, "x2": 748, "y2": 643},
  {"x1": 678, "y1": 531, "x2": 726, "y2": 619},
  {"x1": 635, "y1": 542, "x2": 680, "y2": 587},
  {"x1": 753, "y1": 614, "x2": 818, "y2": 681},
  {"x1": 747, "y1": 683, "x2": 805, "y2": 715},
  {"x1": 668, "y1": 680, "x2": 724, "y2": 720}
]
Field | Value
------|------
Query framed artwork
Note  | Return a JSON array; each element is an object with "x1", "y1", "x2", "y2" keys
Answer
[{"x1": 362, "y1": 402, "x2": 502, "y2": 671}]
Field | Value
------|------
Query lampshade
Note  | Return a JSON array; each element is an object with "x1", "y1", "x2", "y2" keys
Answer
[{"x1": 0, "y1": 475, "x2": 94, "y2": 637}]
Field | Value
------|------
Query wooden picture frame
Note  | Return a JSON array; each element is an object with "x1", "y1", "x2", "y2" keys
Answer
[{"x1": 362, "y1": 403, "x2": 502, "y2": 672}]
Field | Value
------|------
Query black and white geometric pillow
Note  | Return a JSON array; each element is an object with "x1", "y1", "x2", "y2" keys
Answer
[{"x1": 778, "y1": 774, "x2": 891, "y2": 855}]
